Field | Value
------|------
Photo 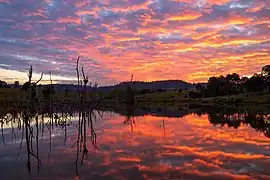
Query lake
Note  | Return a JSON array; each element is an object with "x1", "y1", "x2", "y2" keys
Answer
[{"x1": 0, "y1": 107, "x2": 270, "y2": 180}]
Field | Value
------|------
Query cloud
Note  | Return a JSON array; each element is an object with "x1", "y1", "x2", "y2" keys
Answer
[{"x1": 0, "y1": 0, "x2": 269, "y2": 85}]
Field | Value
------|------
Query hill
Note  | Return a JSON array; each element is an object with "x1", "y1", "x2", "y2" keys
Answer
[
  {"x1": 37, "y1": 80, "x2": 204, "y2": 92},
  {"x1": 98, "y1": 80, "x2": 203, "y2": 92}
]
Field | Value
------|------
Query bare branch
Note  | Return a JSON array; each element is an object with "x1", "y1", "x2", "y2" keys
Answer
[
  {"x1": 35, "y1": 72, "x2": 43, "y2": 84},
  {"x1": 49, "y1": 71, "x2": 52, "y2": 84},
  {"x1": 28, "y1": 65, "x2": 33, "y2": 83},
  {"x1": 130, "y1": 74, "x2": 134, "y2": 82},
  {"x1": 81, "y1": 67, "x2": 89, "y2": 86},
  {"x1": 81, "y1": 67, "x2": 86, "y2": 80},
  {"x1": 76, "y1": 56, "x2": 80, "y2": 86}
]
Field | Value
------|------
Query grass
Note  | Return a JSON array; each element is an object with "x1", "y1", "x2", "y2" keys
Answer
[
  {"x1": 135, "y1": 90, "x2": 270, "y2": 105},
  {"x1": 0, "y1": 88, "x2": 26, "y2": 100},
  {"x1": 136, "y1": 90, "x2": 188, "y2": 102},
  {"x1": 1, "y1": 87, "x2": 270, "y2": 110},
  {"x1": 200, "y1": 93, "x2": 270, "y2": 104}
]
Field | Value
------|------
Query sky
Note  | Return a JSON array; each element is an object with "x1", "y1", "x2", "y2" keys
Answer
[{"x1": 0, "y1": 0, "x2": 269, "y2": 85}]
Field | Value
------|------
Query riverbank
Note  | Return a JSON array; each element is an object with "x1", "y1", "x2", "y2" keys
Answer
[
  {"x1": 1, "y1": 88, "x2": 270, "y2": 112},
  {"x1": 135, "y1": 90, "x2": 270, "y2": 105}
]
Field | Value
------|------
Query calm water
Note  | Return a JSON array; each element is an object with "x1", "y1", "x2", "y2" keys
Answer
[{"x1": 0, "y1": 108, "x2": 270, "y2": 180}]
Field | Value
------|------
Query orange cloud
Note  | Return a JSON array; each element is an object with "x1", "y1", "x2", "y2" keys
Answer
[
  {"x1": 167, "y1": 11, "x2": 202, "y2": 21},
  {"x1": 1, "y1": 0, "x2": 269, "y2": 84},
  {"x1": 57, "y1": 17, "x2": 81, "y2": 24}
]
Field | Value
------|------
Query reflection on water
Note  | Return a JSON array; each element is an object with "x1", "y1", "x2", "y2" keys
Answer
[{"x1": 0, "y1": 107, "x2": 270, "y2": 180}]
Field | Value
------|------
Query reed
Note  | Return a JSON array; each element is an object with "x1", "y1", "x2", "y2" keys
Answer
[{"x1": 0, "y1": 56, "x2": 103, "y2": 175}]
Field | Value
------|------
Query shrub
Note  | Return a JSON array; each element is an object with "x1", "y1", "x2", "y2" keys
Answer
[{"x1": 188, "y1": 91, "x2": 202, "y2": 98}]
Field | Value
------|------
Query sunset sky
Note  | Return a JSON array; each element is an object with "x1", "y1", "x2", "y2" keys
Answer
[{"x1": 0, "y1": 0, "x2": 269, "y2": 85}]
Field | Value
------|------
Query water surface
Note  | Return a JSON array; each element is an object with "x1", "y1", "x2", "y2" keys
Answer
[{"x1": 0, "y1": 109, "x2": 270, "y2": 180}]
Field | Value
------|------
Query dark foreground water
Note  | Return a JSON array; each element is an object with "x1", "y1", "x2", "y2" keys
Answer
[{"x1": 0, "y1": 108, "x2": 270, "y2": 180}]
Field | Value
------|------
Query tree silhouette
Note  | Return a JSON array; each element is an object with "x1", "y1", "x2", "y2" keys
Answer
[
  {"x1": 206, "y1": 75, "x2": 232, "y2": 96},
  {"x1": 14, "y1": 81, "x2": 20, "y2": 88},
  {"x1": 244, "y1": 73, "x2": 264, "y2": 93},
  {"x1": 226, "y1": 73, "x2": 240, "y2": 81},
  {"x1": 0, "y1": 80, "x2": 7, "y2": 88},
  {"x1": 262, "y1": 65, "x2": 270, "y2": 77},
  {"x1": 22, "y1": 82, "x2": 30, "y2": 91}
]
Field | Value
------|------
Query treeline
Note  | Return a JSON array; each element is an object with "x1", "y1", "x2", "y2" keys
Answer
[
  {"x1": 1, "y1": 65, "x2": 270, "y2": 101},
  {"x1": 0, "y1": 80, "x2": 19, "y2": 88},
  {"x1": 189, "y1": 65, "x2": 270, "y2": 98}
]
